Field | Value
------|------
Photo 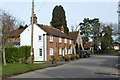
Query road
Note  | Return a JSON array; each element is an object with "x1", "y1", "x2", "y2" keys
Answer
[{"x1": 10, "y1": 54, "x2": 119, "y2": 78}]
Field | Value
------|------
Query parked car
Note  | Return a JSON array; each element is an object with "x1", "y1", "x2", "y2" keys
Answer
[{"x1": 79, "y1": 51, "x2": 90, "y2": 58}]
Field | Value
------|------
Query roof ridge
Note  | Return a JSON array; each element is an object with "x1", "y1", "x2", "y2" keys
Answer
[
  {"x1": 69, "y1": 31, "x2": 79, "y2": 33},
  {"x1": 37, "y1": 24, "x2": 65, "y2": 34},
  {"x1": 37, "y1": 24, "x2": 72, "y2": 39}
]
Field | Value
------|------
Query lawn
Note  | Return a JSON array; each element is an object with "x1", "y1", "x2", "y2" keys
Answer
[
  {"x1": 0, "y1": 65, "x2": 2, "y2": 78},
  {"x1": 2, "y1": 63, "x2": 48, "y2": 78}
]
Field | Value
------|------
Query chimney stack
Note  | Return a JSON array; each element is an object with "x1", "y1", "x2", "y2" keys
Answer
[
  {"x1": 31, "y1": 14, "x2": 37, "y2": 24},
  {"x1": 61, "y1": 25, "x2": 64, "y2": 33}
]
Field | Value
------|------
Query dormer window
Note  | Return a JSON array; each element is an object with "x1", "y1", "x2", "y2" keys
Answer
[{"x1": 49, "y1": 35, "x2": 53, "y2": 42}]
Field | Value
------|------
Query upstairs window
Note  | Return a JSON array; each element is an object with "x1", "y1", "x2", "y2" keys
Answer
[
  {"x1": 64, "y1": 38, "x2": 67, "y2": 43},
  {"x1": 49, "y1": 35, "x2": 53, "y2": 42},
  {"x1": 39, "y1": 36, "x2": 41, "y2": 41},
  {"x1": 59, "y1": 37, "x2": 62, "y2": 43}
]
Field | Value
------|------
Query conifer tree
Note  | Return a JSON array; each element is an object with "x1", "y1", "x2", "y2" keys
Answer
[{"x1": 51, "y1": 5, "x2": 69, "y2": 34}]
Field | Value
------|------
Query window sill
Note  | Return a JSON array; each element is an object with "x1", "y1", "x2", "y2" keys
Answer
[
  {"x1": 59, "y1": 54, "x2": 62, "y2": 55},
  {"x1": 49, "y1": 41, "x2": 53, "y2": 43}
]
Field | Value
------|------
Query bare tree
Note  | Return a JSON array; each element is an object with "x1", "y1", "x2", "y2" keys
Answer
[
  {"x1": 1, "y1": 11, "x2": 16, "y2": 66},
  {"x1": 14, "y1": 18, "x2": 25, "y2": 29},
  {"x1": 70, "y1": 25, "x2": 79, "y2": 32},
  {"x1": 70, "y1": 25, "x2": 74, "y2": 32},
  {"x1": 105, "y1": 22, "x2": 118, "y2": 35}
]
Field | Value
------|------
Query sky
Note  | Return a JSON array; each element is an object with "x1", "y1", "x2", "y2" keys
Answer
[{"x1": 0, "y1": 0, "x2": 118, "y2": 31}]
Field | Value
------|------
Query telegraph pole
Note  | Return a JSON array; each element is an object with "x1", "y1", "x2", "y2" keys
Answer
[
  {"x1": 118, "y1": 1, "x2": 120, "y2": 43},
  {"x1": 31, "y1": 0, "x2": 34, "y2": 64}
]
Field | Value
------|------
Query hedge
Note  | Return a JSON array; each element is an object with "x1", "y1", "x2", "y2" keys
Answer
[
  {"x1": 5, "y1": 46, "x2": 19, "y2": 63},
  {"x1": 5, "y1": 46, "x2": 31, "y2": 63}
]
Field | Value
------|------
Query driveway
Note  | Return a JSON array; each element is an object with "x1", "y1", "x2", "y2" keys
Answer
[{"x1": 10, "y1": 54, "x2": 119, "y2": 78}]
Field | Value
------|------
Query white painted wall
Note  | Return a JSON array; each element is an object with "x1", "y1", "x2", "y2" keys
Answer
[
  {"x1": 76, "y1": 31, "x2": 84, "y2": 51},
  {"x1": 114, "y1": 46, "x2": 119, "y2": 50},
  {"x1": 20, "y1": 24, "x2": 47, "y2": 61}
]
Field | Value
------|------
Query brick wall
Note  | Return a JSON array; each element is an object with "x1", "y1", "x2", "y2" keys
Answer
[
  {"x1": 8, "y1": 38, "x2": 20, "y2": 41},
  {"x1": 46, "y1": 35, "x2": 74, "y2": 61}
]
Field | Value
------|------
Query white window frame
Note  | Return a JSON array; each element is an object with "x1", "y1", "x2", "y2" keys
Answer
[
  {"x1": 68, "y1": 49, "x2": 71, "y2": 54},
  {"x1": 49, "y1": 48, "x2": 53, "y2": 55},
  {"x1": 71, "y1": 47, "x2": 72, "y2": 54},
  {"x1": 64, "y1": 38, "x2": 67, "y2": 43},
  {"x1": 59, "y1": 37, "x2": 62, "y2": 43},
  {"x1": 59, "y1": 48, "x2": 62, "y2": 55},
  {"x1": 38, "y1": 35, "x2": 42, "y2": 41},
  {"x1": 39, "y1": 48, "x2": 42, "y2": 56},
  {"x1": 49, "y1": 35, "x2": 53, "y2": 42},
  {"x1": 69, "y1": 39, "x2": 71, "y2": 44},
  {"x1": 65, "y1": 47, "x2": 67, "y2": 55}
]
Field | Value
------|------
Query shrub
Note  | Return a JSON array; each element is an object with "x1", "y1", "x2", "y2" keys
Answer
[
  {"x1": 5, "y1": 46, "x2": 19, "y2": 63},
  {"x1": 18, "y1": 46, "x2": 31, "y2": 63},
  {"x1": 57, "y1": 56, "x2": 64, "y2": 61},
  {"x1": 5, "y1": 46, "x2": 31, "y2": 63},
  {"x1": 51, "y1": 56, "x2": 57, "y2": 64},
  {"x1": 51, "y1": 56, "x2": 56, "y2": 61},
  {"x1": 70, "y1": 55, "x2": 75, "y2": 60},
  {"x1": 75, "y1": 54, "x2": 80, "y2": 59},
  {"x1": 64, "y1": 55, "x2": 70, "y2": 61}
]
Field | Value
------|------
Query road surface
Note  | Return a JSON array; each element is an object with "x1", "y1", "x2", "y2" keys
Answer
[{"x1": 10, "y1": 54, "x2": 119, "y2": 78}]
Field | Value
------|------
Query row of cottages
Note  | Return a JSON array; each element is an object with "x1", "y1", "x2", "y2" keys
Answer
[
  {"x1": 8, "y1": 14, "x2": 84, "y2": 62},
  {"x1": 20, "y1": 24, "x2": 75, "y2": 61}
]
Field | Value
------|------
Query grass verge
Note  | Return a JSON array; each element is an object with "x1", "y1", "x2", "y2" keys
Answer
[{"x1": 2, "y1": 63, "x2": 48, "y2": 78}]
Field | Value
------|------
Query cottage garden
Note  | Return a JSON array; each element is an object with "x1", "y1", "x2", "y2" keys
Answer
[{"x1": 2, "y1": 45, "x2": 80, "y2": 78}]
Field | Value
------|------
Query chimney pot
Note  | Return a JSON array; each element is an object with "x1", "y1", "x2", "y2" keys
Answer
[
  {"x1": 61, "y1": 25, "x2": 64, "y2": 33},
  {"x1": 31, "y1": 14, "x2": 37, "y2": 24}
]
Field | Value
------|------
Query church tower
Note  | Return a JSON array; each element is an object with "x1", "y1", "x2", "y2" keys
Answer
[{"x1": 117, "y1": 1, "x2": 120, "y2": 42}]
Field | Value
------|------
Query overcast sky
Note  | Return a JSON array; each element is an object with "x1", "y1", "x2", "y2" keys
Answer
[{"x1": 0, "y1": 0, "x2": 118, "y2": 31}]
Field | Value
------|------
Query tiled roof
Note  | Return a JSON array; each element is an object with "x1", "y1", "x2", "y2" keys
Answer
[
  {"x1": 37, "y1": 24, "x2": 72, "y2": 39},
  {"x1": 8, "y1": 29, "x2": 24, "y2": 38},
  {"x1": 69, "y1": 31, "x2": 79, "y2": 43},
  {"x1": 114, "y1": 44, "x2": 120, "y2": 46},
  {"x1": 8, "y1": 24, "x2": 73, "y2": 39},
  {"x1": 84, "y1": 42, "x2": 92, "y2": 49}
]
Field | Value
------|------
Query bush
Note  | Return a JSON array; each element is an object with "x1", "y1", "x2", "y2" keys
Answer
[
  {"x1": 64, "y1": 55, "x2": 70, "y2": 61},
  {"x1": 70, "y1": 55, "x2": 75, "y2": 60},
  {"x1": 5, "y1": 46, "x2": 31, "y2": 63},
  {"x1": 75, "y1": 54, "x2": 79, "y2": 59},
  {"x1": 5, "y1": 46, "x2": 19, "y2": 63},
  {"x1": 19, "y1": 46, "x2": 31, "y2": 63},
  {"x1": 57, "y1": 56, "x2": 64, "y2": 61},
  {"x1": 51, "y1": 56, "x2": 57, "y2": 64},
  {"x1": 51, "y1": 56, "x2": 56, "y2": 61}
]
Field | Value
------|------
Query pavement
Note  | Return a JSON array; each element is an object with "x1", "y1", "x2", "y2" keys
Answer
[{"x1": 9, "y1": 54, "x2": 119, "y2": 78}]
